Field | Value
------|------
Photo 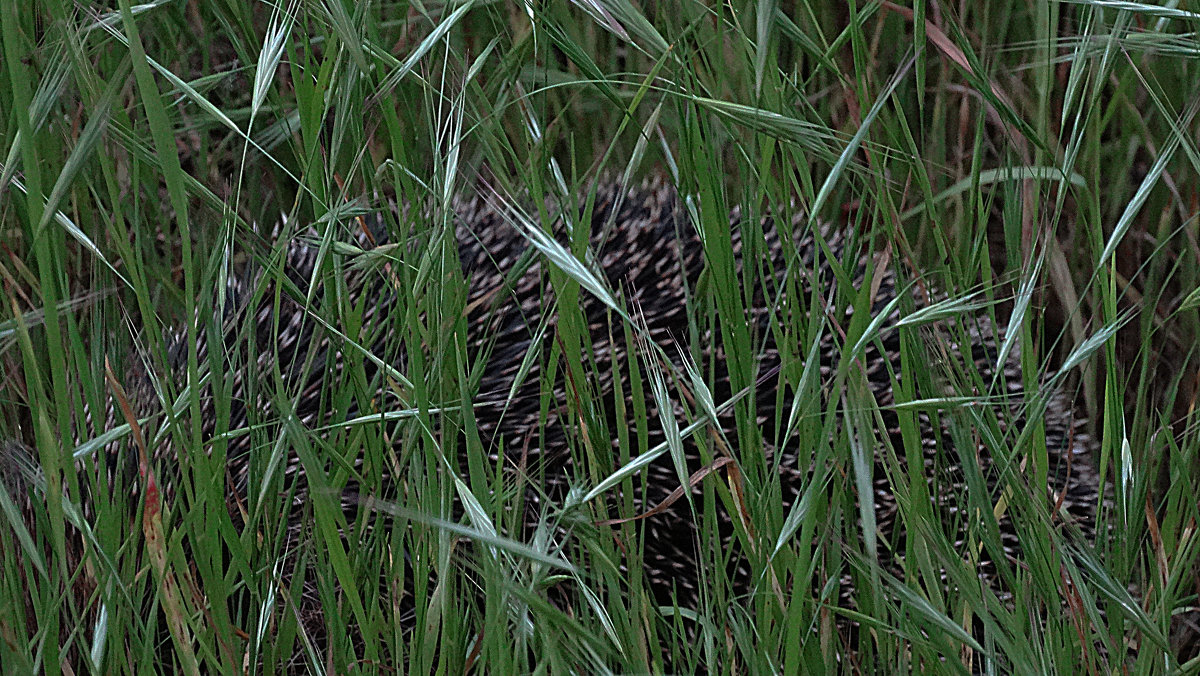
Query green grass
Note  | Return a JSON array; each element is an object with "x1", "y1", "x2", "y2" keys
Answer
[{"x1": 2, "y1": 1, "x2": 1200, "y2": 673}]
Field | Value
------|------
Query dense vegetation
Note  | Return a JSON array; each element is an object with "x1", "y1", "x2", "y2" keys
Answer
[{"x1": 2, "y1": 1, "x2": 1198, "y2": 673}]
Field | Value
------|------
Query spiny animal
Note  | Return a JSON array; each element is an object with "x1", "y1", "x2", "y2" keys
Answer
[{"x1": 4, "y1": 176, "x2": 1102, "y2": 669}]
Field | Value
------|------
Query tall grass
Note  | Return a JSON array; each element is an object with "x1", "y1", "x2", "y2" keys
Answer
[{"x1": 1, "y1": 1, "x2": 1198, "y2": 673}]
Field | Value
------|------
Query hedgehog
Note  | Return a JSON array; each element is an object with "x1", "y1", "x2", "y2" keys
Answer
[{"x1": 2, "y1": 176, "x2": 1102, "y2": 669}]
